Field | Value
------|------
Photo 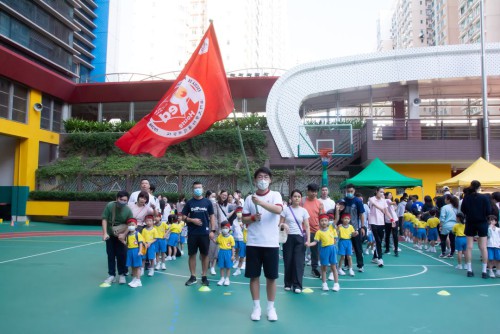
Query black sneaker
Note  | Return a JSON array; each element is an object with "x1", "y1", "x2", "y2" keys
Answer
[
  {"x1": 394, "y1": 252, "x2": 399, "y2": 257},
  {"x1": 185, "y1": 275, "x2": 197, "y2": 286},
  {"x1": 201, "y1": 276, "x2": 210, "y2": 286},
  {"x1": 312, "y1": 269, "x2": 321, "y2": 278},
  {"x1": 481, "y1": 272, "x2": 489, "y2": 279},
  {"x1": 467, "y1": 271, "x2": 474, "y2": 277},
  {"x1": 384, "y1": 250, "x2": 390, "y2": 254}
]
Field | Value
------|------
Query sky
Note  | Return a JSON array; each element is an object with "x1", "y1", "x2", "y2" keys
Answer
[{"x1": 287, "y1": 0, "x2": 394, "y2": 65}]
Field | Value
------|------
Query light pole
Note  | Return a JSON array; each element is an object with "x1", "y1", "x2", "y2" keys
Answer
[{"x1": 480, "y1": 0, "x2": 490, "y2": 161}]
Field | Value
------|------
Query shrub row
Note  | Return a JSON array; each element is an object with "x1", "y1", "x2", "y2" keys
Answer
[{"x1": 29, "y1": 191, "x2": 181, "y2": 203}]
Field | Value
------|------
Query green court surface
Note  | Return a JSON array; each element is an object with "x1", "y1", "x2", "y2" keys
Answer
[{"x1": 0, "y1": 222, "x2": 498, "y2": 333}]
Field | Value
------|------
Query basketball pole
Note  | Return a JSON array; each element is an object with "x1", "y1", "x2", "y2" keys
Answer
[{"x1": 232, "y1": 110, "x2": 258, "y2": 213}]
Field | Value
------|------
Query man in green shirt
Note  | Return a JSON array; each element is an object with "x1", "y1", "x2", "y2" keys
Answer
[{"x1": 101, "y1": 190, "x2": 133, "y2": 285}]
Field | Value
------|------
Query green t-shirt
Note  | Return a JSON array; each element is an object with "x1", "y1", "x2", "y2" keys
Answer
[{"x1": 102, "y1": 201, "x2": 133, "y2": 236}]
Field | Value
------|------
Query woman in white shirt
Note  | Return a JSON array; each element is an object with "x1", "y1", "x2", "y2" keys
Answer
[
  {"x1": 279, "y1": 189, "x2": 310, "y2": 293},
  {"x1": 128, "y1": 190, "x2": 155, "y2": 232}
]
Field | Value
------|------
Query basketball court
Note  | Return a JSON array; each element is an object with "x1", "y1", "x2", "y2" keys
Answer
[{"x1": 0, "y1": 222, "x2": 496, "y2": 333}]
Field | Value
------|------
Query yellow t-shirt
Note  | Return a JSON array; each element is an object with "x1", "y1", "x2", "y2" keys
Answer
[
  {"x1": 154, "y1": 222, "x2": 168, "y2": 238},
  {"x1": 170, "y1": 222, "x2": 184, "y2": 234},
  {"x1": 403, "y1": 212, "x2": 415, "y2": 222},
  {"x1": 415, "y1": 220, "x2": 427, "y2": 229},
  {"x1": 410, "y1": 216, "x2": 420, "y2": 226},
  {"x1": 314, "y1": 225, "x2": 337, "y2": 247},
  {"x1": 141, "y1": 227, "x2": 159, "y2": 243},
  {"x1": 452, "y1": 223, "x2": 466, "y2": 237},
  {"x1": 216, "y1": 234, "x2": 235, "y2": 250},
  {"x1": 127, "y1": 232, "x2": 144, "y2": 249},
  {"x1": 338, "y1": 224, "x2": 355, "y2": 240},
  {"x1": 427, "y1": 217, "x2": 440, "y2": 229}
]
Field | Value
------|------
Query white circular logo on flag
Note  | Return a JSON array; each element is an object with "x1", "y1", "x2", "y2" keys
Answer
[{"x1": 148, "y1": 75, "x2": 206, "y2": 138}]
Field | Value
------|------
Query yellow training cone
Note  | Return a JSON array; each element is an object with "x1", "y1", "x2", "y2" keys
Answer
[
  {"x1": 302, "y1": 288, "x2": 314, "y2": 294},
  {"x1": 198, "y1": 286, "x2": 211, "y2": 292},
  {"x1": 223, "y1": 292, "x2": 231, "y2": 296},
  {"x1": 25, "y1": 220, "x2": 30, "y2": 226},
  {"x1": 437, "y1": 290, "x2": 450, "y2": 296},
  {"x1": 0, "y1": 218, "x2": 3, "y2": 224},
  {"x1": 99, "y1": 283, "x2": 111, "y2": 288}
]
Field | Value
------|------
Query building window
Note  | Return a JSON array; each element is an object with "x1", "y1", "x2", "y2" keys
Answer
[
  {"x1": 0, "y1": 76, "x2": 28, "y2": 123},
  {"x1": 40, "y1": 95, "x2": 64, "y2": 132},
  {"x1": 0, "y1": 77, "x2": 9, "y2": 119},
  {"x1": 70, "y1": 103, "x2": 98, "y2": 121},
  {"x1": 102, "y1": 102, "x2": 130, "y2": 122},
  {"x1": 133, "y1": 101, "x2": 157, "y2": 121}
]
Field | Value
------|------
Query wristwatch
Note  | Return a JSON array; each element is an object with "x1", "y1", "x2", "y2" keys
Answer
[{"x1": 211, "y1": 230, "x2": 216, "y2": 233}]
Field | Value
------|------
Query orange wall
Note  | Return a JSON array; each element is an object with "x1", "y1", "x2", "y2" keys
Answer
[{"x1": 388, "y1": 164, "x2": 451, "y2": 200}]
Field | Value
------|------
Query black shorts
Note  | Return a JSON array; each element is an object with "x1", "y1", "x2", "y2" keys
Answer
[
  {"x1": 187, "y1": 234, "x2": 210, "y2": 256},
  {"x1": 244, "y1": 246, "x2": 279, "y2": 280},
  {"x1": 464, "y1": 222, "x2": 488, "y2": 238}
]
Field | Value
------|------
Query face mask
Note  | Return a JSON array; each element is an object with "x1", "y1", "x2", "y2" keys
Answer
[
  {"x1": 329, "y1": 220, "x2": 334, "y2": 226},
  {"x1": 128, "y1": 225, "x2": 136, "y2": 232},
  {"x1": 346, "y1": 193, "x2": 354, "y2": 199},
  {"x1": 236, "y1": 212, "x2": 242, "y2": 219},
  {"x1": 257, "y1": 179, "x2": 269, "y2": 191},
  {"x1": 221, "y1": 228, "x2": 229, "y2": 235},
  {"x1": 193, "y1": 188, "x2": 203, "y2": 197},
  {"x1": 117, "y1": 200, "x2": 127, "y2": 207}
]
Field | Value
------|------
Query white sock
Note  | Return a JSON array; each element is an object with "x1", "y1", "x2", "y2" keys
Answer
[
  {"x1": 467, "y1": 262, "x2": 472, "y2": 271},
  {"x1": 253, "y1": 300, "x2": 260, "y2": 309},
  {"x1": 482, "y1": 263, "x2": 487, "y2": 273},
  {"x1": 267, "y1": 301, "x2": 274, "y2": 310}
]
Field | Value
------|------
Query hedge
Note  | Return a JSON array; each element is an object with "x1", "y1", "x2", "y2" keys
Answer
[{"x1": 29, "y1": 191, "x2": 181, "y2": 203}]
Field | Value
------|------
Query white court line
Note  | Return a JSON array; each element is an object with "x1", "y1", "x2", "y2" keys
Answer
[
  {"x1": 301, "y1": 265, "x2": 428, "y2": 282},
  {"x1": 0, "y1": 241, "x2": 101, "y2": 264},
  {"x1": 400, "y1": 243, "x2": 453, "y2": 267}
]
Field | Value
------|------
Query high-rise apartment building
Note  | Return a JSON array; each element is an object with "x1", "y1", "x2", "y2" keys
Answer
[
  {"x1": 458, "y1": 0, "x2": 500, "y2": 44},
  {"x1": 391, "y1": 0, "x2": 429, "y2": 49},
  {"x1": 377, "y1": 10, "x2": 393, "y2": 51},
  {"x1": 0, "y1": 0, "x2": 108, "y2": 82}
]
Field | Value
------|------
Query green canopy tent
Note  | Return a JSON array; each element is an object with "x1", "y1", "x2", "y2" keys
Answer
[{"x1": 341, "y1": 158, "x2": 423, "y2": 188}]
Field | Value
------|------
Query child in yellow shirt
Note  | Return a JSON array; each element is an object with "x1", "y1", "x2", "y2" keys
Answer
[
  {"x1": 426, "y1": 209, "x2": 440, "y2": 253},
  {"x1": 453, "y1": 212, "x2": 467, "y2": 270},
  {"x1": 125, "y1": 218, "x2": 144, "y2": 288},
  {"x1": 414, "y1": 212, "x2": 428, "y2": 250},
  {"x1": 216, "y1": 222, "x2": 235, "y2": 286},
  {"x1": 154, "y1": 214, "x2": 168, "y2": 270},
  {"x1": 337, "y1": 213, "x2": 358, "y2": 276},
  {"x1": 141, "y1": 215, "x2": 159, "y2": 277},
  {"x1": 308, "y1": 213, "x2": 340, "y2": 292}
]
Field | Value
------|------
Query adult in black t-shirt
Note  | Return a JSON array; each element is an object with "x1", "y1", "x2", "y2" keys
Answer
[{"x1": 182, "y1": 181, "x2": 216, "y2": 287}]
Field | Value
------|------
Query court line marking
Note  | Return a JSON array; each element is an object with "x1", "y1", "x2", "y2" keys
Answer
[
  {"x1": 0, "y1": 241, "x2": 101, "y2": 264},
  {"x1": 399, "y1": 243, "x2": 453, "y2": 267},
  {"x1": 0, "y1": 239, "x2": 93, "y2": 244}
]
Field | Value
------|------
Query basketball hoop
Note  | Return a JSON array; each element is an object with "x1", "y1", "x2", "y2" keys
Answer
[{"x1": 318, "y1": 148, "x2": 333, "y2": 166}]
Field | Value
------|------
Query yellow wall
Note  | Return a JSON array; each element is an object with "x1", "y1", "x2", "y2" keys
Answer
[
  {"x1": 389, "y1": 164, "x2": 451, "y2": 199},
  {"x1": 26, "y1": 201, "x2": 69, "y2": 216}
]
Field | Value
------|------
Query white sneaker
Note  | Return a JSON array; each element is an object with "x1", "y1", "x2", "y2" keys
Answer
[
  {"x1": 294, "y1": 288, "x2": 301, "y2": 293},
  {"x1": 135, "y1": 279, "x2": 142, "y2": 287},
  {"x1": 455, "y1": 264, "x2": 463, "y2": 270},
  {"x1": 306, "y1": 260, "x2": 311, "y2": 266},
  {"x1": 140, "y1": 268, "x2": 144, "y2": 276},
  {"x1": 251, "y1": 307, "x2": 261, "y2": 321},
  {"x1": 322, "y1": 282, "x2": 329, "y2": 291},
  {"x1": 332, "y1": 283, "x2": 340, "y2": 292},
  {"x1": 166, "y1": 256, "x2": 172, "y2": 261},
  {"x1": 370, "y1": 249, "x2": 374, "y2": 254},
  {"x1": 155, "y1": 262, "x2": 161, "y2": 270},
  {"x1": 233, "y1": 268, "x2": 241, "y2": 276},
  {"x1": 378, "y1": 259, "x2": 384, "y2": 267},
  {"x1": 118, "y1": 275, "x2": 126, "y2": 284},
  {"x1": 371, "y1": 258, "x2": 378, "y2": 264},
  {"x1": 148, "y1": 268, "x2": 154, "y2": 277},
  {"x1": 328, "y1": 272, "x2": 334, "y2": 281},
  {"x1": 358, "y1": 266, "x2": 364, "y2": 273},
  {"x1": 128, "y1": 279, "x2": 138, "y2": 288},
  {"x1": 224, "y1": 277, "x2": 230, "y2": 286},
  {"x1": 241, "y1": 262, "x2": 246, "y2": 270},
  {"x1": 172, "y1": 256, "x2": 176, "y2": 260},
  {"x1": 489, "y1": 271, "x2": 495, "y2": 278},
  {"x1": 233, "y1": 262, "x2": 239, "y2": 269},
  {"x1": 349, "y1": 268, "x2": 355, "y2": 276},
  {"x1": 364, "y1": 249, "x2": 369, "y2": 255},
  {"x1": 267, "y1": 308, "x2": 278, "y2": 321},
  {"x1": 496, "y1": 272, "x2": 500, "y2": 278},
  {"x1": 284, "y1": 286, "x2": 291, "y2": 291},
  {"x1": 161, "y1": 262, "x2": 166, "y2": 270},
  {"x1": 104, "y1": 275, "x2": 115, "y2": 284},
  {"x1": 217, "y1": 278, "x2": 225, "y2": 286},
  {"x1": 210, "y1": 267, "x2": 216, "y2": 275},
  {"x1": 338, "y1": 268, "x2": 346, "y2": 276}
]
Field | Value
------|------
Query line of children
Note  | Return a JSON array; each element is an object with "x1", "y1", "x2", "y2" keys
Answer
[{"x1": 413, "y1": 211, "x2": 428, "y2": 250}]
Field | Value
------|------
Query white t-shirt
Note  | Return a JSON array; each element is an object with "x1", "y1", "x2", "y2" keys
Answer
[
  {"x1": 129, "y1": 191, "x2": 160, "y2": 214},
  {"x1": 231, "y1": 220, "x2": 244, "y2": 241},
  {"x1": 368, "y1": 196, "x2": 388, "y2": 226},
  {"x1": 487, "y1": 226, "x2": 500, "y2": 248},
  {"x1": 243, "y1": 190, "x2": 283, "y2": 247},
  {"x1": 281, "y1": 206, "x2": 310, "y2": 236},
  {"x1": 319, "y1": 197, "x2": 336, "y2": 213}
]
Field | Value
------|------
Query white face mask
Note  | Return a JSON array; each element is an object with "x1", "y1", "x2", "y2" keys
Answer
[
  {"x1": 236, "y1": 212, "x2": 242, "y2": 219},
  {"x1": 221, "y1": 228, "x2": 230, "y2": 235},
  {"x1": 210, "y1": 197, "x2": 216, "y2": 203},
  {"x1": 128, "y1": 225, "x2": 136, "y2": 232},
  {"x1": 257, "y1": 179, "x2": 269, "y2": 190},
  {"x1": 329, "y1": 220, "x2": 334, "y2": 226}
]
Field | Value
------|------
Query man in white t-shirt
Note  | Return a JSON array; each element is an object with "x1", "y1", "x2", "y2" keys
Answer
[
  {"x1": 319, "y1": 186, "x2": 336, "y2": 213},
  {"x1": 129, "y1": 178, "x2": 160, "y2": 215},
  {"x1": 242, "y1": 167, "x2": 283, "y2": 322},
  {"x1": 368, "y1": 187, "x2": 394, "y2": 267}
]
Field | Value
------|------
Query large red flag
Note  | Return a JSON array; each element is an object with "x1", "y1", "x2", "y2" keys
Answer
[{"x1": 115, "y1": 23, "x2": 234, "y2": 157}]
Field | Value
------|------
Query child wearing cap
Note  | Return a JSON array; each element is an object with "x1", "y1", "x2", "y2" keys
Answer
[
  {"x1": 337, "y1": 213, "x2": 358, "y2": 276},
  {"x1": 167, "y1": 214, "x2": 183, "y2": 260},
  {"x1": 126, "y1": 218, "x2": 144, "y2": 288},
  {"x1": 216, "y1": 222, "x2": 235, "y2": 286},
  {"x1": 154, "y1": 214, "x2": 168, "y2": 270},
  {"x1": 141, "y1": 214, "x2": 159, "y2": 277},
  {"x1": 308, "y1": 213, "x2": 340, "y2": 291},
  {"x1": 232, "y1": 207, "x2": 246, "y2": 276}
]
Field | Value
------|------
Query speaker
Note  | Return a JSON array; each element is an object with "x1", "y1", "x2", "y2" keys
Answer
[
  {"x1": 413, "y1": 98, "x2": 421, "y2": 106},
  {"x1": 33, "y1": 103, "x2": 43, "y2": 112}
]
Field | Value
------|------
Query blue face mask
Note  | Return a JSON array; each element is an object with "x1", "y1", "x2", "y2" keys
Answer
[
  {"x1": 346, "y1": 193, "x2": 354, "y2": 199},
  {"x1": 193, "y1": 188, "x2": 203, "y2": 197}
]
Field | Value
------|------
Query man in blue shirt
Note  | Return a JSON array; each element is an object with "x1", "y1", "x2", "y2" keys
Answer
[{"x1": 343, "y1": 184, "x2": 366, "y2": 272}]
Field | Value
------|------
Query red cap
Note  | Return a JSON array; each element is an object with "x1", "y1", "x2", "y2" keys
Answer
[
  {"x1": 127, "y1": 218, "x2": 138, "y2": 225},
  {"x1": 319, "y1": 213, "x2": 329, "y2": 220},
  {"x1": 235, "y1": 206, "x2": 243, "y2": 213},
  {"x1": 144, "y1": 215, "x2": 154, "y2": 220},
  {"x1": 341, "y1": 213, "x2": 351, "y2": 219},
  {"x1": 222, "y1": 223, "x2": 231, "y2": 228},
  {"x1": 327, "y1": 213, "x2": 335, "y2": 220}
]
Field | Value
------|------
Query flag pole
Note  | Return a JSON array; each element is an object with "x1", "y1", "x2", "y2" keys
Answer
[{"x1": 232, "y1": 110, "x2": 259, "y2": 213}]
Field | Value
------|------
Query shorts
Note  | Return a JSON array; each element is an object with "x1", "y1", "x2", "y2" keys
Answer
[
  {"x1": 487, "y1": 247, "x2": 500, "y2": 261},
  {"x1": 208, "y1": 239, "x2": 219, "y2": 261},
  {"x1": 244, "y1": 246, "x2": 279, "y2": 279},
  {"x1": 235, "y1": 240, "x2": 246, "y2": 258},
  {"x1": 319, "y1": 245, "x2": 337, "y2": 266},
  {"x1": 156, "y1": 239, "x2": 167, "y2": 253},
  {"x1": 337, "y1": 239, "x2": 352, "y2": 256},
  {"x1": 465, "y1": 222, "x2": 488, "y2": 238},
  {"x1": 168, "y1": 233, "x2": 179, "y2": 247},
  {"x1": 417, "y1": 228, "x2": 427, "y2": 240},
  {"x1": 187, "y1": 234, "x2": 210, "y2": 256},
  {"x1": 180, "y1": 235, "x2": 186, "y2": 244},
  {"x1": 403, "y1": 221, "x2": 412, "y2": 231},
  {"x1": 367, "y1": 230, "x2": 374, "y2": 242},
  {"x1": 427, "y1": 227, "x2": 438, "y2": 241},
  {"x1": 126, "y1": 248, "x2": 142, "y2": 267},
  {"x1": 142, "y1": 243, "x2": 156, "y2": 260},
  {"x1": 218, "y1": 249, "x2": 233, "y2": 269},
  {"x1": 455, "y1": 236, "x2": 467, "y2": 252}
]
